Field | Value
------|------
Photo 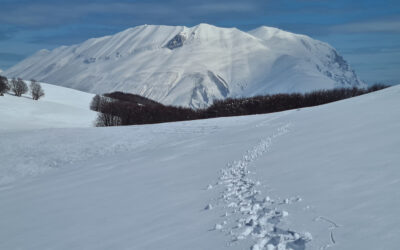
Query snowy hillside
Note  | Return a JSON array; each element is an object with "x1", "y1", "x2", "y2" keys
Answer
[
  {"x1": 5, "y1": 24, "x2": 364, "y2": 108},
  {"x1": 0, "y1": 82, "x2": 96, "y2": 131},
  {"x1": 1, "y1": 85, "x2": 399, "y2": 249}
]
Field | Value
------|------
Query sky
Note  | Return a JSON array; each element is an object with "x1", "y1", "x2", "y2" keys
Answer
[{"x1": 0, "y1": 0, "x2": 399, "y2": 85}]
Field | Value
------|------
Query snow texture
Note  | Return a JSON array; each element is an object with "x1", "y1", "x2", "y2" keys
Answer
[
  {"x1": 211, "y1": 124, "x2": 312, "y2": 249},
  {"x1": 0, "y1": 85, "x2": 399, "y2": 249},
  {"x1": 5, "y1": 24, "x2": 365, "y2": 108}
]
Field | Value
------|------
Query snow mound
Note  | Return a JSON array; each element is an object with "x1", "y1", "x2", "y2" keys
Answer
[
  {"x1": 5, "y1": 24, "x2": 365, "y2": 108},
  {"x1": 0, "y1": 82, "x2": 96, "y2": 132}
]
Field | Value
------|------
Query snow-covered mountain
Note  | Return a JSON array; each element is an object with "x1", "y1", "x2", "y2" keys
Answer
[
  {"x1": 1, "y1": 86, "x2": 399, "y2": 249},
  {"x1": 5, "y1": 24, "x2": 364, "y2": 108}
]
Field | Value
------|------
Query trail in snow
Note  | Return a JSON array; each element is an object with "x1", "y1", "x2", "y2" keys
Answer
[{"x1": 208, "y1": 124, "x2": 312, "y2": 250}]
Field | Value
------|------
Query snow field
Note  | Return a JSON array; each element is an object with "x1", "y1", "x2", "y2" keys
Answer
[{"x1": 0, "y1": 85, "x2": 399, "y2": 249}]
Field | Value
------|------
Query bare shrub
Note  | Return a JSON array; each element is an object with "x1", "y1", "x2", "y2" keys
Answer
[
  {"x1": 10, "y1": 78, "x2": 28, "y2": 96},
  {"x1": 96, "y1": 112, "x2": 122, "y2": 127},
  {"x1": 30, "y1": 79, "x2": 45, "y2": 100},
  {"x1": 0, "y1": 75, "x2": 9, "y2": 96},
  {"x1": 94, "y1": 85, "x2": 389, "y2": 127},
  {"x1": 90, "y1": 94, "x2": 101, "y2": 111}
]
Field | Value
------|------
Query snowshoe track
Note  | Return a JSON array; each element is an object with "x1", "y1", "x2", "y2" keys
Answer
[{"x1": 210, "y1": 124, "x2": 312, "y2": 250}]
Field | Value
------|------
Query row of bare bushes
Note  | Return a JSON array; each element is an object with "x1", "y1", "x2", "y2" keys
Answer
[
  {"x1": 92, "y1": 84, "x2": 389, "y2": 127},
  {"x1": 0, "y1": 76, "x2": 44, "y2": 100}
]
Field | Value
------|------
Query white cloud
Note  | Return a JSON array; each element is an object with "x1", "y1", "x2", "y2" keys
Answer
[{"x1": 332, "y1": 20, "x2": 400, "y2": 33}]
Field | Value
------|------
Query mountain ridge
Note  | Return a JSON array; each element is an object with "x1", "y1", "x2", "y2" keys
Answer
[{"x1": 5, "y1": 24, "x2": 365, "y2": 108}]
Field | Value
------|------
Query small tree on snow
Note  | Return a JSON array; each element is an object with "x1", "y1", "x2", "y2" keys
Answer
[
  {"x1": 0, "y1": 75, "x2": 9, "y2": 96},
  {"x1": 11, "y1": 78, "x2": 28, "y2": 97},
  {"x1": 30, "y1": 79, "x2": 45, "y2": 100},
  {"x1": 90, "y1": 94, "x2": 101, "y2": 111}
]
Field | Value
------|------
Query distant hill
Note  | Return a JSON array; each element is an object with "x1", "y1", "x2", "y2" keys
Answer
[{"x1": 0, "y1": 82, "x2": 97, "y2": 131}]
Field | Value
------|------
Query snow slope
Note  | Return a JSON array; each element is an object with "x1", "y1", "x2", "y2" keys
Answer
[
  {"x1": 0, "y1": 82, "x2": 96, "y2": 131},
  {"x1": 5, "y1": 24, "x2": 364, "y2": 108},
  {"x1": 0, "y1": 85, "x2": 399, "y2": 249}
]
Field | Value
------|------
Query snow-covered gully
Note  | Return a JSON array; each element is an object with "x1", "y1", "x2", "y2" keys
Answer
[{"x1": 209, "y1": 124, "x2": 312, "y2": 250}]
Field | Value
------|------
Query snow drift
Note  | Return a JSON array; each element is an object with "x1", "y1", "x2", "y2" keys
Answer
[{"x1": 5, "y1": 24, "x2": 364, "y2": 108}]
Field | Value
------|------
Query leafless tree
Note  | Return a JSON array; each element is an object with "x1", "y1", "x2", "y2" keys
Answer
[
  {"x1": 93, "y1": 85, "x2": 388, "y2": 127},
  {"x1": 11, "y1": 78, "x2": 28, "y2": 96},
  {"x1": 95, "y1": 113, "x2": 122, "y2": 127},
  {"x1": 90, "y1": 94, "x2": 101, "y2": 111},
  {"x1": 0, "y1": 75, "x2": 9, "y2": 96},
  {"x1": 30, "y1": 79, "x2": 45, "y2": 100}
]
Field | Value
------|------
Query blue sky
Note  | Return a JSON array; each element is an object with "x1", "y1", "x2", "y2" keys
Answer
[{"x1": 0, "y1": 0, "x2": 399, "y2": 85}]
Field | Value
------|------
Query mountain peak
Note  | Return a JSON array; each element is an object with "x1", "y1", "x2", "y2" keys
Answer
[
  {"x1": 37, "y1": 49, "x2": 50, "y2": 55},
  {"x1": 192, "y1": 23, "x2": 215, "y2": 28},
  {"x1": 4, "y1": 23, "x2": 365, "y2": 108},
  {"x1": 249, "y1": 26, "x2": 303, "y2": 40},
  {"x1": 190, "y1": 23, "x2": 226, "y2": 31}
]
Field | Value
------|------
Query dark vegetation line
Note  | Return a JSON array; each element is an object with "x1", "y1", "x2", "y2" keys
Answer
[
  {"x1": 0, "y1": 76, "x2": 45, "y2": 100},
  {"x1": 91, "y1": 84, "x2": 388, "y2": 127}
]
